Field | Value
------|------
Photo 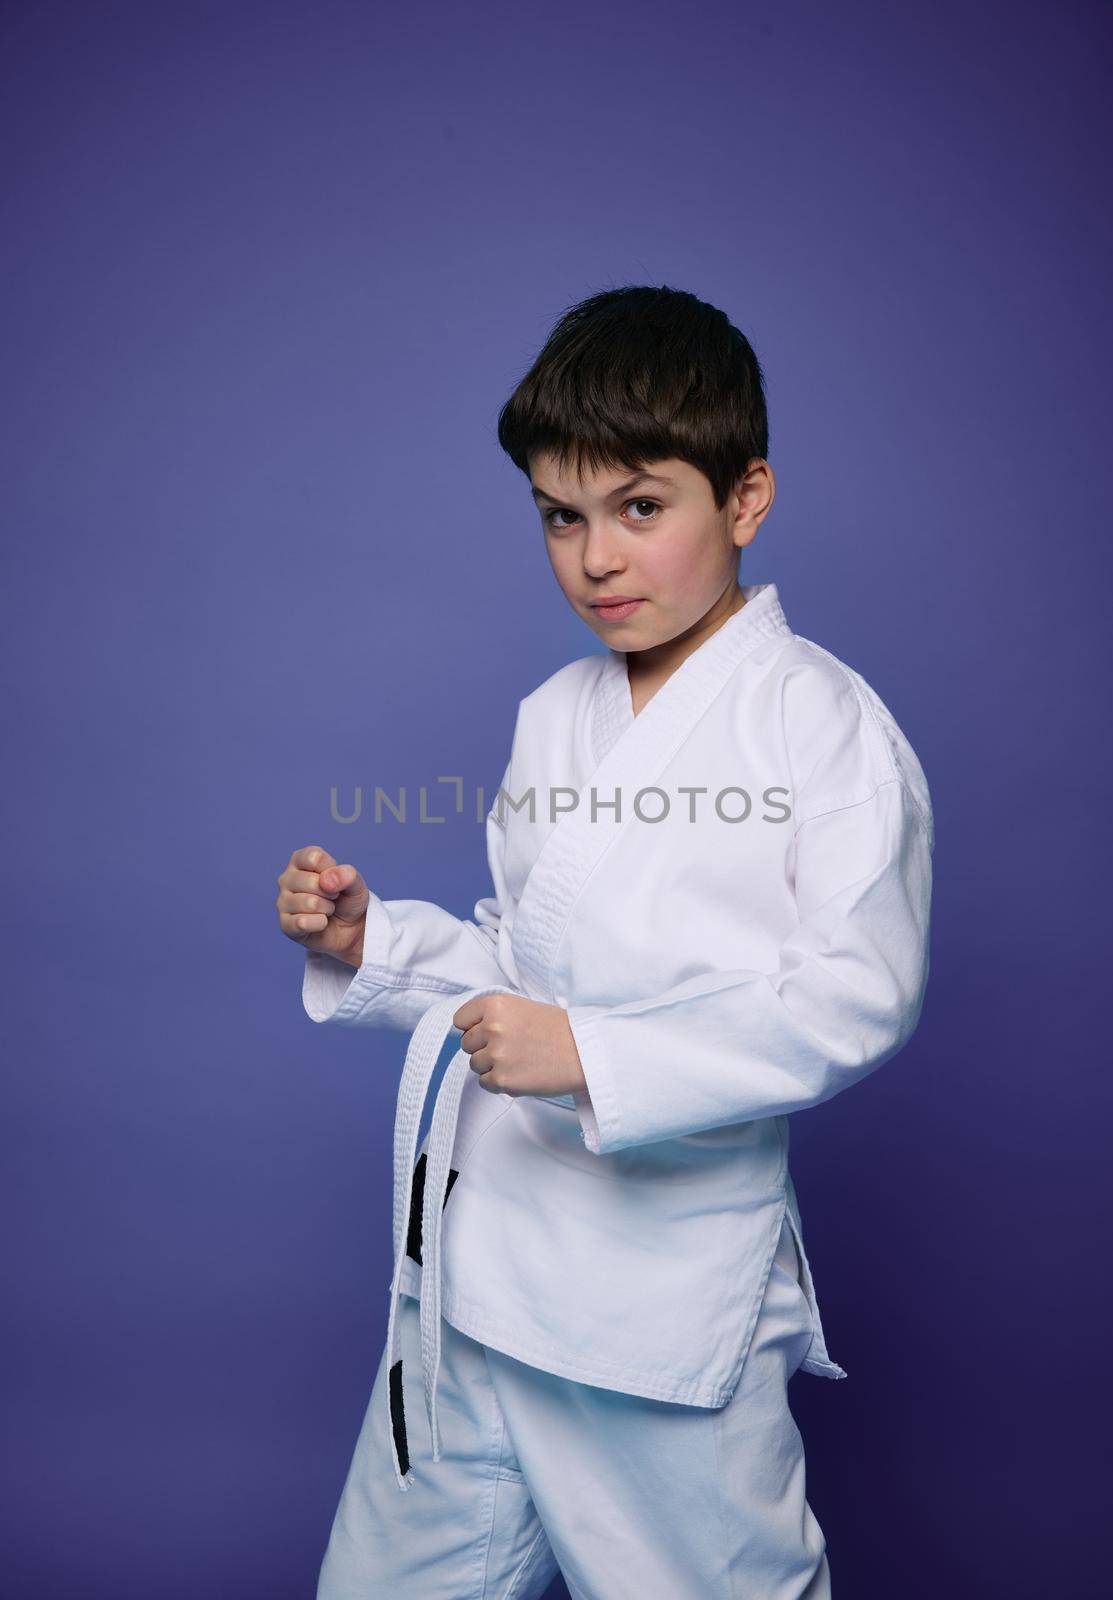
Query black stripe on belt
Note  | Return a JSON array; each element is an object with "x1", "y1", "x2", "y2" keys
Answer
[
  {"x1": 405, "y1": 1150, "x2": 460, "y2": 1267},
  {"x1": 388, "y1": 1358, "x2": 409, "y2": 1479}
]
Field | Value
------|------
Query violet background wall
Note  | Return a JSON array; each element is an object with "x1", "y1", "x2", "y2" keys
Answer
[{"x1": 4, "y1": 2, "x2": 1110, "y2": 1595}]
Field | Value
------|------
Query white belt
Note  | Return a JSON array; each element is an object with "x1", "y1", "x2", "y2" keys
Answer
[{"x1": 384, "y1": 983, "x2": 521, "y2": 1492}]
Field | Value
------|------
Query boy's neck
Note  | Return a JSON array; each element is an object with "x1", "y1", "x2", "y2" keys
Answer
[
  {"x1": 626, "y1": 581, "x2": 747, "y2": 712},
  {"x1": 627, "y1": 580, "x2": 747, "y2": 674}
]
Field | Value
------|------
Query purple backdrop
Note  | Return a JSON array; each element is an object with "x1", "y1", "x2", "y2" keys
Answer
[{"x1": 3, "y1": 1, "x2": 1110, "y2": 1595}]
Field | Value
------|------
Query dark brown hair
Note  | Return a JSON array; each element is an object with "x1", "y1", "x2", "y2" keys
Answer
[{"x1": 496, "y1": 284, "x2": 769, "y2": 511}]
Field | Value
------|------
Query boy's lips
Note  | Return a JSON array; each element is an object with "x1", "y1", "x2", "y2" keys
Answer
[{"x1": 589, "y1": 596, "x2": 645, "y2": 621}]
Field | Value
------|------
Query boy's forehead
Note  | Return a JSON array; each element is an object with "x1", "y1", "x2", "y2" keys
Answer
[{"x1": 529, "y1": 451, "x2": 693, "y2": 502}]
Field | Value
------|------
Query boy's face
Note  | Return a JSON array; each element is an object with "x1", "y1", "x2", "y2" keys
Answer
[{"x1": 528, "y1": 451, "x2": 774, "y2": 654}]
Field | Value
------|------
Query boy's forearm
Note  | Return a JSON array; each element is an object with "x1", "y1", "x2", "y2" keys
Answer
[
  {"x1": 567, "y1": 781, "x2": 932, "y2": 1154},
  {"x1": 302, "y1": 892, "x2": 511, "y2": 1032}
]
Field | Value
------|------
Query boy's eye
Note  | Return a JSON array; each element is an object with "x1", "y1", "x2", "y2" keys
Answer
[
  {"x1": 544, "y1": 498, "x2": 662, "y2": 529},
  {"x1": 627, "y1": 498, "x2": 661, "y2": 521}
]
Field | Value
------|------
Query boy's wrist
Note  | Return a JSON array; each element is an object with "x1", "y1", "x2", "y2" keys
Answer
[{"x1": 329, "y1": 923, "x2": 365, "y2": 968}]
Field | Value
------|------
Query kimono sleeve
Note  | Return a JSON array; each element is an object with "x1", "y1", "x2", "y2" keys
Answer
[
  {"x1": 301, "y1": 763, "x2": 513, "y2": 1034},
  {"x1": 566, "y1": 776, "x2": 933, "y2": 1154}
]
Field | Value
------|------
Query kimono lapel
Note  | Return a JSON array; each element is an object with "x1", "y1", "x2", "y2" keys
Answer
[{"x1": 511, "y1": 581, "x2": 792, "y2": 1001}]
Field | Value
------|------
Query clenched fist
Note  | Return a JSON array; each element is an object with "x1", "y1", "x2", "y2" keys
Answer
[
  {"x1": 453, "y1": 992, "x2": 588, "y2": 1099},
  {"x1": 276, "y1": 845, "x2": 369, "y2": 968}
]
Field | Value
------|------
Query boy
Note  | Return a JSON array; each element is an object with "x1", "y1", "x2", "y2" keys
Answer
[{"x1": 276, "y1": 285, "x2": 934, "y2": 1599}]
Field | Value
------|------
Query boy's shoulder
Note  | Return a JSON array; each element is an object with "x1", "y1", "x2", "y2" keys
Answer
[
  {"x1": 509, "y1": 630, "x2": 933, "y2": 845},
  {"x1": 770, "y1": 632, "x2": 933, "y2": 841}
]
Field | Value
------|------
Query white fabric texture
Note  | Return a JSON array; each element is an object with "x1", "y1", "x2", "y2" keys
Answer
[{"x1": 316, "y1": 1213, "x2": 830, "y2": 1600}]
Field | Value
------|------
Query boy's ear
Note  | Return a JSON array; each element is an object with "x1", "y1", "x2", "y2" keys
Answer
[{"x1": 731, "y1": 459, "x2": 775, "y2": 542}]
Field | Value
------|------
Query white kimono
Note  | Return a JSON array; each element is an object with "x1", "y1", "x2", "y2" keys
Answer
[{"x1": 303, "y1": 580, "x2": 934, "y2": 1493}]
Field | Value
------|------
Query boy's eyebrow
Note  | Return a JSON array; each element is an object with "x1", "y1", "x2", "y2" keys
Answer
[{"x1": 530, "y1": 471, "x2": 677, "y2": 505}]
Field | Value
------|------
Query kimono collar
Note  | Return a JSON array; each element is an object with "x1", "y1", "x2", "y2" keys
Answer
[{"x1": 592, "y1": 580, "x2": 791, "y2": 766}]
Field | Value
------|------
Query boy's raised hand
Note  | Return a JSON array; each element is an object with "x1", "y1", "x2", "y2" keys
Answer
[{"x1": 277, "y1": 845, "x2": 369, "y2": 968}]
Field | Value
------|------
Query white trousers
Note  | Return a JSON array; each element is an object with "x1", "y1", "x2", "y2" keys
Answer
[{"x1": 316, "y1": 1214, "x2": 831, "y2": 1600}]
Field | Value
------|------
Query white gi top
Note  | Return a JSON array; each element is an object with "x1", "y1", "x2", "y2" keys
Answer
[{"x1": 303, "y1": 580, "x2": 935, "y2": 1491}]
